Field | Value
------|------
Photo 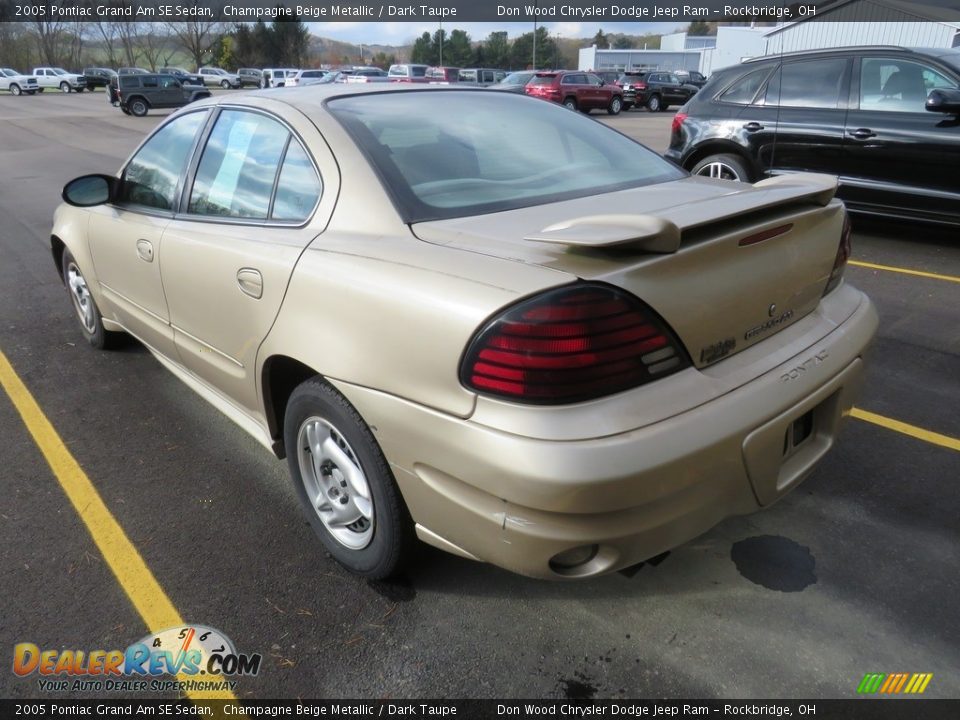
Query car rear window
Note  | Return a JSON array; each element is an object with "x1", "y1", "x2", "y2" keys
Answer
[
  {"x1": 529, "y1": 75, "x2": 557, "y2": 85},
  {"x1": 328, "y1": 90, "x2": 684, "y2": 223}
]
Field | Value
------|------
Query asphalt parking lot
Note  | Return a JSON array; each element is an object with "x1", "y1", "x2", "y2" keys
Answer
[{"x1": 1, "y1": 89, "x2": 958, "y2": 701}]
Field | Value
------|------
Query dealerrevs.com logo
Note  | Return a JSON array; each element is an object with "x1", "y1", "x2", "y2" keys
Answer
[{"x1": 12, "y1": 625, "x2": 261, "y2": 693}]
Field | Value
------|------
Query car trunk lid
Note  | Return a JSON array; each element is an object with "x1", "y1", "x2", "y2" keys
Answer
[{"x1": 411, "y1": 173, "x2": 845, "y2": 369}]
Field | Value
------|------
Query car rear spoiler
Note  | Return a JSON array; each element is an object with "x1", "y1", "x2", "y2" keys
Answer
[{"x1": 525, "y1": 172, "x2": 838, "y2": 253}]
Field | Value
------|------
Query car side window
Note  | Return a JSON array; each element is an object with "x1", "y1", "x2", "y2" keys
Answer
[
  {"x1": 764, "y1": 59, "x2": 848, "y2": 109},
  {"x1": 719, "y1": 68, "x2": 772, "y2": 105},
  {"x1": 120, "y1": 111, "x2": 207, "y2": 212},
  {"x1": 143, "y1": 76, "x2": 158, "y2": 88},
  {"x1": 272, "y1": 141, "x2": 322, "y2": 222},
  {"x1": 188, "y1": 110, "x2": 290, "y2": 220},
  {"x1": 860, "y1": 57, "x2": 957, "y2": 113}
]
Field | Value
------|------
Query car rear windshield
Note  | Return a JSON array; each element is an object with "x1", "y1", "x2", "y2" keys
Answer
[
  {"x1": 529, "y1": 75, "x2": 557, "y2": 85},
  {"x1": 327, "y1": 90, "x2": 685, "y2": 223}
]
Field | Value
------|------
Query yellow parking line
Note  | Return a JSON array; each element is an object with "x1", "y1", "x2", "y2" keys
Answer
[
  {"x1": 849, "y1": 260, "x2": 960, "y2": 284},
  {"x1": 0, "y1": 348, "x2": 236, "y2": 701},
  {"x1": 851, "y1": 408, "x2": 960, "y2": 452}
]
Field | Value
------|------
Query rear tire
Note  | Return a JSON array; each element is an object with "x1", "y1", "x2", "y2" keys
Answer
[
  {"x1": 129, "y1": 98, "x2": 148, "y2": 117},
  {"x1": 284, "y1": 378, "x2": 414, "y2": 579},
  {"x1": 562, "y1": 96, "x2": 577, "y2": 111},
  {"x1": 646, "y1": 94, "x2": 661, "y2": 112},
  {"x1": 691, "y1": 153, "x2": 752, "y2": 182}
]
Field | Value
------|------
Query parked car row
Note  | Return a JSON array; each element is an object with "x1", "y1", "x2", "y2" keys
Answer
[{"x1": 0, "y1": 67, "x2": 87, "y2": 94}]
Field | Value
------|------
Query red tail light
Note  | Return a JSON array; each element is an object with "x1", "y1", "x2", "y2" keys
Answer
[
  {"x1": 671, "y1": 112, "x2": 688, "y2": 135},
  {"x1": 460, "y1": 284, "x2": 690, "y2": 404},
  {"x1": 823, "y1": 213, "x2": 852, "y2": 296},
  {"x1": 636, "y1": 81, "x2": 648, "y2": 90}
]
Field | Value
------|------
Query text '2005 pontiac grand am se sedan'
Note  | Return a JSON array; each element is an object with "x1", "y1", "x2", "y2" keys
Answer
[{"x1": 52, "y1": 85, "x2": 877, "y2": 580}]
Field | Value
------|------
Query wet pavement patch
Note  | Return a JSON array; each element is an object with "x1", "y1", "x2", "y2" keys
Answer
[
  {"x1": 559, "y1": 672, "x2": 598, "y2": 699},
  {"x1": 367, "y1": 576, "x2": 416, "y2": 602},
  {"x1": 730, "y1": 535, "x2": 817, "y2": 592}
]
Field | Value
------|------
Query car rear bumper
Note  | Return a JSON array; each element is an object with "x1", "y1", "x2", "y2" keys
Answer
[{"x1": 332, "y1": 285, "x2": 877, "y2": 579}]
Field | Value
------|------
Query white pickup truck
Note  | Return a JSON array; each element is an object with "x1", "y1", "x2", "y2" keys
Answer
[
  {"x1": 0, "y1": 68, "x2": 39, "y2": 95},
  {"x1": 32, "y1": 67, "x2": 87, "y2": 92}
]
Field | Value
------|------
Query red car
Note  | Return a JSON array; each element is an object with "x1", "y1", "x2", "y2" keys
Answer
[{"x1": 525, "y1": 71, "x2": 624, "y2": 115}]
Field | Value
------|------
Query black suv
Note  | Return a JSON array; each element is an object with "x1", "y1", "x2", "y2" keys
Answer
[
  {"x1": 83, "y1": 67, "x2": 117, "y2": 89},
  {"x1": 666, "y1": 46, "x2": 960, "y2": 226},
  {"x1": 115, "y1": 73, "x2": 211, "y2": 117},
  {"x1": 622, "y1": 71, "x2": 698, "y2": 112}
]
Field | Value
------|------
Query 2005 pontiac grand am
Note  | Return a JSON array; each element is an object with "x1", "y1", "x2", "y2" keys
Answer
[{"x1": 51, "y1": 85, "x2": 877, "y2": 580}]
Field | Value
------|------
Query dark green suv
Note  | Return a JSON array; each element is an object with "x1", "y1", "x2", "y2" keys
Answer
[{"x1": 116, "y1": 73, "x2": 211, "y2": 117}]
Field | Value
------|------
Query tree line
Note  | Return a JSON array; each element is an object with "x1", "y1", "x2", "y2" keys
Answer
[
  {"x1": 0, "y1": 19, "x2": 665, "y2": 74},
  {"x1": 0, "y1": 18, "x2": 310, "y2": 72}
]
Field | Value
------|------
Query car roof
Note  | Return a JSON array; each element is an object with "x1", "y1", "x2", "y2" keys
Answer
[
  {"x1": 187, "y1": 83, "x2": 487, "y2": 115},
  {"x1": 742, "y1": 45, "x2": 957, "y2": 64}
]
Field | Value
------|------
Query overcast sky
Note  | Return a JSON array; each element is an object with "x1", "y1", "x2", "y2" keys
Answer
[{"x1": 306, "y1": 22, "x2": 688, "y2": 46}]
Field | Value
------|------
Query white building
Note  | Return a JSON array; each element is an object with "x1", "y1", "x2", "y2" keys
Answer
[{"x1": 578, "y1": 0, "x2": 960, "y2": 75}]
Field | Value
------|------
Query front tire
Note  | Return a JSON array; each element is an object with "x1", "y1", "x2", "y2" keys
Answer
[
  {"x1": 62, "y1": 250, "x2": 120, "y2": 350},
  {"x1": 129, "y1": 98, "x2": 148, "y2": 117},
  {"x1": 607, "y1": 96, "x2": 623, "y2": 115},
  {"x1": 220, "y1": 79, "x2": 230, "y2": 89},
  {"x1": 691, "y1": 153, "x2": 752, "y2": 182},
  {"x1": 60, "y1": 82, "x2": 70, "y2": 93},
  {"x1": 284, "y1": 378, "x2": 413, "y2": 579},
  {"x1": 9, "y1": 83, "x2": 21, "y2": 96}
]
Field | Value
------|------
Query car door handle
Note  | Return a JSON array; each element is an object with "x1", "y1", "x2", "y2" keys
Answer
[
  {"x1": 743, "y1": 122, "x2": 764, "y2": 132},
  {"x1": 136, "y1": 239, "x2": 154, "y2": 262},
  {"x1": 849, "y1": 128, "x2": 876, "y2": 140},
  {"x1": 236, "y1": 268, "x2": 263, "y2": 299}
]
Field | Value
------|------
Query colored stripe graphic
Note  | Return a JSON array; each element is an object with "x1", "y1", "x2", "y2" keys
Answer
[{"x1": 858, "y1": 673, "x2": 933, "y2": 694}]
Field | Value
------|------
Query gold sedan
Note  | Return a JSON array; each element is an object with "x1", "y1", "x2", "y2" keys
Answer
[{"x1": 51, "y1": 86, "x2": 877, "y2": 579}]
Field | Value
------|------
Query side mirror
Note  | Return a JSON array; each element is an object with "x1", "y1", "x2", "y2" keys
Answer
[
  {"x1": 926, "y1": 87, "x2": 960, "y2": 114},
  {"x1": 62, "y1": 174, "x2": 116, "y2": 207}
]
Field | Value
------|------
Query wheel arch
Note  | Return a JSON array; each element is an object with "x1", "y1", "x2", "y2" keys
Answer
[
  {"x1": 261, "y1": 354, "x2": 323, "y2": 458},
  {"x1": 682, "y1": 140, "x2": 760, "y2": 180},
  {"x1": 51, "y1": 235, "x2": 66, "y2": 283}
]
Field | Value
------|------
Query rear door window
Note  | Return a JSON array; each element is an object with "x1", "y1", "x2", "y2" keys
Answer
[
  {"x1": 764, "y1": 58, "x2": 848, "y2": 108},
  {"x1": 271, "y1": 142, "x2": 322, "y2": 222},
  {"x1": 188, "y1": 110, "x2": 290, "y2": 220}
]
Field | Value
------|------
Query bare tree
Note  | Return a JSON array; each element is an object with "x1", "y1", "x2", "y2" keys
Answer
[
  {"x1": 166, "y1": 15, "x2": 228, "y2": 70},
  {"x1": 32, "y1": 20, "x2": 66, "y2": 65},
  {"x1": 139, "y1": 25, "x2": 171, "y2": 71},
  {"x1": 116, "y1": 21, "x2": 141, "y2": 67},
  {"x1": 93, "y1": 21, "x2": 120, "y2": 67},
  {"x1": 65, "y1": 22, "x2": 90, "y2": 69}
]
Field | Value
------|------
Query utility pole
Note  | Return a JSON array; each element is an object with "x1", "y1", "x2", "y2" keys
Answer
[
  {"x1": 532, "y1": 2, "x2": 537, "y2": 69},
  {"x1": 439, "y1": 21, "x2": 443, "y2": 66}
]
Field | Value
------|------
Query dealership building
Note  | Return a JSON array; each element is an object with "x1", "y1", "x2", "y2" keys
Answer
[{"x1": 578, "y1": 0, "x2": 960, "y2": 75}]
